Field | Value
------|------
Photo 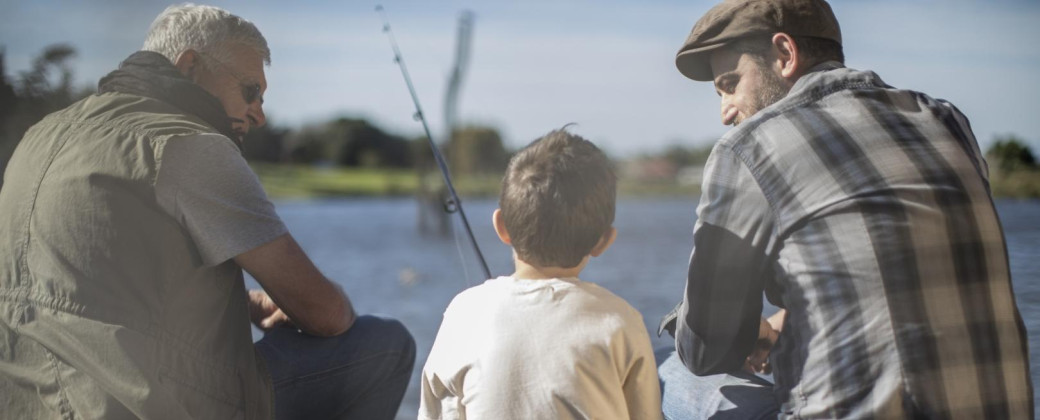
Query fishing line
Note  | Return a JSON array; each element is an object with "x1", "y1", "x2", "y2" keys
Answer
[
  {"x1": 450, "y1": 214, "x2": 475, "y2": 286},
  {"x1": 376, "y1": 5, "x2": 492, "y2": 281}
]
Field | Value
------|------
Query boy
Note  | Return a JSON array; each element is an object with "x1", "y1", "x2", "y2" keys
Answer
[{"x1": 419, "y1": 129, "x2": 663, "y2": 420}]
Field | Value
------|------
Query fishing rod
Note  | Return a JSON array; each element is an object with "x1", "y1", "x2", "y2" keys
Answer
[{"x1": 376, "y1": 5, "x2": 492, "y2": 280}]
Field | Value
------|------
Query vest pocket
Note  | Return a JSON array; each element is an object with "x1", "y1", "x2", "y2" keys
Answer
[
  {"x1": 156, "y1": 343, "x2": 248, "y2": 420},
  {"x1": 158, "y1": 366, "x2": 245, "y2": 420}
]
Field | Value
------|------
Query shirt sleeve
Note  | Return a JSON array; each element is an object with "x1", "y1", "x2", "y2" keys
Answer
[
  {"x1": 419, "y1": 301, "x2": 467, "y2": 420},
  {"x1": 622, "y1": 312, "x2": 664, "y2": 420},
  {"x1": 154, "y1": 133, "x2": 288, "y2": 266},
  {"x1": 419, "y1": 369, "x2": 464, "y2": 420},
  {"x1": 675, "y1": 143, "x2": 776, "y2": 375}
]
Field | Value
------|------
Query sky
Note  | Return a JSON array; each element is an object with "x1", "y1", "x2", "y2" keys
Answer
[{"x1": 2, "y1": 0, "x2": 1039, "y2": 157}]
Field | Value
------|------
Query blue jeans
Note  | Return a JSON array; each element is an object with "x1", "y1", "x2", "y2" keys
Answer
[
  {"x1": 656, "y1": 348, "x2": 780, "y2": 420},
  {"x1": 256, "y1": 315, "x2": 416, "y2": 420}
]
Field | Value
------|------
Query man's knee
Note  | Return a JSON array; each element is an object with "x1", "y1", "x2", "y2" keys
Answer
[
  {"x1": 657, "y1": 349, "x2": 778, "y2": 420},
  {"x1": 350, "y1": 315, "x2": 416, "y2": 365}
]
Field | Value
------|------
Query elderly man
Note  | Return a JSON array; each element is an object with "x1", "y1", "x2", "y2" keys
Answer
[
  {"x1": 0, "y1": 4, "x2": 414, "y2": 419},
  {"x1": 657, "y1": 0, "x2": 1034, "y2": 418}
]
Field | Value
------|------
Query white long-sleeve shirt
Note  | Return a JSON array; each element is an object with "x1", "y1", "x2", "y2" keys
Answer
[{"x1": 419, "y1": 276, "x2": 662, "y2": 420}]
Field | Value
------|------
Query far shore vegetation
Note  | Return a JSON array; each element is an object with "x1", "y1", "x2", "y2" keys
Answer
[
  {"x1": 250, "y1": 163, "x2": 701, "y2": 199},
  {"x1": 2, "y1": 44, "x2": 1038, "y2": 200}
]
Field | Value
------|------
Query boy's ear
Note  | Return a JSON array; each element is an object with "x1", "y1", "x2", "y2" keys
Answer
[
  {"x1": 492, "y1": 209, "x2": 511, "y2": 245},
  {"x1": 589, "y1": 227, "x2": 617, "y2": 257}
]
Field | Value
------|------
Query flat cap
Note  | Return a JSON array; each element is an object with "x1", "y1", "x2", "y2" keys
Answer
[{"x1": 676, "y1": 0, "x2": 841, "y2": 81}]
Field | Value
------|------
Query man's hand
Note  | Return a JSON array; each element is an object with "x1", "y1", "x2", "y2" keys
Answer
[
  {"x1": 236, "y1": 234, "x2": 355, "y2": 337},
  {"x1": 744, "y1": 309, "x2": 786, "y2": 374},
  {"x1": 766, "y1": 309, "x2": 786, "y2": 333},
  {"x1": 658, "y1": 302, "x2": 681, "y2": 338},
  {"x1": 248, "y1": 289, "x2": 293, "y2": 330}
]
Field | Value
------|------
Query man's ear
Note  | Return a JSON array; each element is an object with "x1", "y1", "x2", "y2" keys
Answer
[
  {"x1": 771, "y1": 33, "x2": 801, "y2": 80},
  {"x1": 589, "y1": 227, "x2": 617, "y2": 257},
  {"x1": 492, "y1": 209, "x2": 511, "y2": 245},
  {"x1": 173, "y1": 49, "x2": 200, "y2": 80}
]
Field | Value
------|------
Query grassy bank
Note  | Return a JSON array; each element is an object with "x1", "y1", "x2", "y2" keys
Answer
[
  {"x1": 990, "y1": 169, "x2": 1040, "y2": 199},
  {"x1": 253, "y1": 164, "x2": 1040, "y2": 200},
  {"x1": 252, "y1": 164, "x2": 419, "y2": 198},
  {"x1": 251, "y1": 164, "x2": 700, "y2": 199}
]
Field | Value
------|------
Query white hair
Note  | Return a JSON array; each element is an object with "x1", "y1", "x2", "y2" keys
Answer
[{"x1": 142, "y1": 3, "x2": 270, "y2": 70}]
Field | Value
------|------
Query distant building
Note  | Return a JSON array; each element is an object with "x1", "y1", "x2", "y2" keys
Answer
[
  {"x1": 622, "y1": 157, "x2": 678, "y2": 183},
  {"x1": 676, "y1": 165, "x2": 704, "y2": 186},
  {"x1": 621, "y1": 157, "x2": 704, "y2": 187}
]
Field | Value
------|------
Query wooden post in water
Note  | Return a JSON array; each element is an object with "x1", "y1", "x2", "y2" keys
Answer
[{"x1": 417, "y1": 10, "x2": 474, "y2": 236}]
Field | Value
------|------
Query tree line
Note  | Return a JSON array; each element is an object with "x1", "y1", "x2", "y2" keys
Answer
[
  {"x1": 243, "y1": 116, "x2": 511, "y2": 177},
  {"x1": 1, "y1": 44, "x2": 94, "y2": 185},
  {"x1": 2, "y1": 44, "x2": 1037, "y2": 196},
  {"x1": 0, "y1": 45, "x2": 513, "y2": 188}
]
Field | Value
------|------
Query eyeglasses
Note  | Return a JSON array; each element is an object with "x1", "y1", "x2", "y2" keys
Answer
[{"x1": 199, "y1": 51, "x2": 264, "y2": 105}]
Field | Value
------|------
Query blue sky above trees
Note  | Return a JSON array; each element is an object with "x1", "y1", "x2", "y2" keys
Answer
[{"x1": 2, "y1": 0, "x2": 1038, "y2": 156}]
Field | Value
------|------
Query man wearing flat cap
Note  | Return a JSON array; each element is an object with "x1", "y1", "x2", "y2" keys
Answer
[{"x1": 657, "y1": 0, "x2": 1034, "y2": 418}]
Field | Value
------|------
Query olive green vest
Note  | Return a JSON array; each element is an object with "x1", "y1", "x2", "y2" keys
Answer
[{"x1": 0, "y1": 92, "x2": 273, "y2": 419}]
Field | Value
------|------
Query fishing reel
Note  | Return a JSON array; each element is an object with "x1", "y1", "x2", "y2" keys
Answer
[{"x1": 443, "y1": 198, "x2": 459, "y2": 214}]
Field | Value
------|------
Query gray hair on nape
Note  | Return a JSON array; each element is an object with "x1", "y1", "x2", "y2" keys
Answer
[{"x1": 142, "y1": 3, "x2": 271, "y2": 70}]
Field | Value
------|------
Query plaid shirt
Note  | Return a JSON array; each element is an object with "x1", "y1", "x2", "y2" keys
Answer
[{"x1": 671, "y1": 62, "x2": 1034, "y2": 419}]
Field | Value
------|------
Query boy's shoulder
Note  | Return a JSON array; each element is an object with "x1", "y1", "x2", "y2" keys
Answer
[
  {"x1": 572, "y1": 279, "x2": 645, "y2": 321},
  {"x1": 448, "y1": 276, "x2": 514, "y2": 302},
  {"x1": 447, "y1": 277, "x2": 640, "y2": 316},
  {"x1": 443, "y1": 277, "x2": 530, "y2": 315}
]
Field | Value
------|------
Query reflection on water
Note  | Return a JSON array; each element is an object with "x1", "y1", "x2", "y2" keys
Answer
[{"x1": 255, "y1": 197, "x2": 1040, "y2": 419}]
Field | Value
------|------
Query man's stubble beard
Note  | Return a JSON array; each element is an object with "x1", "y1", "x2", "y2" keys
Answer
[{"x1": 736, "y1": 60, "x2": 791, "y2": 126}]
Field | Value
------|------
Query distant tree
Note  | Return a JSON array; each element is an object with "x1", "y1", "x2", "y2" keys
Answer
[
  {"x1": 986, "y1": 136, "x2": 1037, "y2": 173},
  {"x1": 446, "y1": 125, "x2": 509, "y2": 176},
  {"x1": 1, "y1": 49, "x2": 18, "y2": 184},
  {"x1": 0, "y1": 49, "x2": 16, "y2": 123},
  {"x1": 286, "y1": 117, "x2": 412, "y2": 168},
  {"x1": 17, "y1": 44, "x2": 78, "y2": 111},
  {"x1": 243, "y1": 118, "x2": 288, "y2": 163},
  {"x1": 660, "y1": 143, "x2": 713, "y2": 168},
  {"x1": 410, "y1": 135, "x2": 436, "y2": 169},
  {"x1": 331, "y1": 117, "x2": 411, "y2": 168},
  {"x1": 1, "y1": 44, "x2": 92, "y2": 186},
  {"x1": 286, "y1": 128, "x2": 326, "y2": 164}
]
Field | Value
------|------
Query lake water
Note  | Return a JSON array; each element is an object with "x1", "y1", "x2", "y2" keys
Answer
[{"x1": 255, "y1": 197, "x2": 1039, "y2": 418}]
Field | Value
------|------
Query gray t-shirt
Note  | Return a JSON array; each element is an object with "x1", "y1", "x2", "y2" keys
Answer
[{"x1": 155, "y1": 133, "x2": 288, "y2": 266}]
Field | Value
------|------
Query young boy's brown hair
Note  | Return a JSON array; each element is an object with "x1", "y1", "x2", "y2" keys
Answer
[{"x1": 497, "y1": 128, "x2": 616, "y2": 268}]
